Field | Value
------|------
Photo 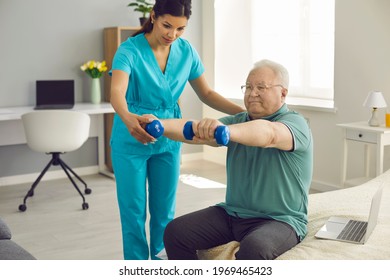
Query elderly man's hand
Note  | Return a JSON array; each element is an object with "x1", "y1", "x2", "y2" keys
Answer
[{"x1": 195, "y1": 118, "x2": 224, "y2": 140}]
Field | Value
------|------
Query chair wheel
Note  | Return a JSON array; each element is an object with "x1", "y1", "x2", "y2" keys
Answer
[
  {"x1": 82, "y1": 202, "x2": 89, "y2": 210},
  {"x1": 85, "y1": 188, "x2": 92, "y2": 195},
  {"x1": 19, "y1": 204, "x2": 27, "y2": 212}
]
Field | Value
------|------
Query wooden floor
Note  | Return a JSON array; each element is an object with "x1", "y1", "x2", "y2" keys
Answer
[{"x1": 0, "y1": 160, "x2": 227, "y2": 260}]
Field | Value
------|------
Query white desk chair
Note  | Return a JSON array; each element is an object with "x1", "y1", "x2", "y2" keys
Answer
[{"x1": 18, "y1": 110, "x2": 92, "y2": 212}]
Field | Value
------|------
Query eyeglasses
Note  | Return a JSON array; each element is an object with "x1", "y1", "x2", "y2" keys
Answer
[{"x1": 241, "y1": 84, "x2": 284, "y2": 95}]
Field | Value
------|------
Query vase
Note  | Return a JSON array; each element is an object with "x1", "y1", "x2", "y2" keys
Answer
[
  {"x1": 90, "y1": 78, "x2": 101, "y2": 104},
  {"x1": 139, "y1": 17, "x2": 147, "y2": 26}
]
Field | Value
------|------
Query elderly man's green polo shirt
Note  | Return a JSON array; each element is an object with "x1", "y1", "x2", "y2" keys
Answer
[{"x1": 218, "y1": 104, "x2": 313, "y2": 240}]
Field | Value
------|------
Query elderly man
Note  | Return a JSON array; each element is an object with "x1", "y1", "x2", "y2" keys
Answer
[{"x1": 157, "y1": 59, "x2": 313, "y2": 260}]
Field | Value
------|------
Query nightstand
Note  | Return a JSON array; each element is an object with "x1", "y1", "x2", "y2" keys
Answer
[{"x1": 338, "y1": 122, "x2": 390, "y2": 186}]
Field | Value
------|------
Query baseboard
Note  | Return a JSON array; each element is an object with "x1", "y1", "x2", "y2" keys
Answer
[
  {"x1": 0, "y1": 166, "x2": 99, "y2": 187},
  {"x1": 1, "y1": 153, "x2": 206, "y2": 187},
  {"x1": 202, "y1": 146, "x2": 227, "y2": 165},
  {"x1": 181, "y1": 152, "x2": 204, "y2": 163}
]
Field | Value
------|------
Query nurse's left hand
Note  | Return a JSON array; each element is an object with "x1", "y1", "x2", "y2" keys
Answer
[
  {"x1": 123, "y1": 114, "x2": 156, "y2": 144},
  {"x1": 141, "y1": 114, "x2": 158, "y2": 122}
]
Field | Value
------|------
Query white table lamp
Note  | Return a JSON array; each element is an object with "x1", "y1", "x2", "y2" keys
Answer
[{"x1": 363, "y1": 91, "x2": 387, "y2": 127}]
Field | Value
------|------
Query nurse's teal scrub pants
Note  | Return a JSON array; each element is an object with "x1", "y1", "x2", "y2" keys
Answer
[{"x1": 112, "y1": 149, "x2": 181, "y2": 260}]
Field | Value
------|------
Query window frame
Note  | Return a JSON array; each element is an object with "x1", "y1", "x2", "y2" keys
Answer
[{"x1": 203, "y1": 0, "x2": 336, "y2": 111}]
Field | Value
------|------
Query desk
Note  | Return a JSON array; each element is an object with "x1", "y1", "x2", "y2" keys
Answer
[
  {"x1": 0, "y1": 103, "x2": 115, "y2": 181},
  {"x1": 338, "y1": 122, "x2": 390, "y2": 186}
]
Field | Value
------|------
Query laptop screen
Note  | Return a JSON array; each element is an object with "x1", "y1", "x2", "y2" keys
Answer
[{"x1": 36, "y1": 80, "x2": 75, "y2": 108}]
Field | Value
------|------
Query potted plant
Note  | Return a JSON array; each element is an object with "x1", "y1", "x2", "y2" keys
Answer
[{"x1": 128, "y1": 0, "x2": 154, "y2": 26}]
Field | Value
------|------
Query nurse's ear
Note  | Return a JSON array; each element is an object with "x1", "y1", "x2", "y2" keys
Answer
[{"x1": 151, "y1": 11, "x2": 156, "y2": 24}]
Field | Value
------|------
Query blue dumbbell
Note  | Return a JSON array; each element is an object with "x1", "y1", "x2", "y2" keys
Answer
[
  {"x1": 145, "y1": 120, "x2": 164, "y2": 138},
  {"x1": 183, "y1": 121, "x2": 230, "y2": 146}
]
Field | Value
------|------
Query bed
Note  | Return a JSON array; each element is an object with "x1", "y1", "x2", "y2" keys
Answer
[{"x1": 198, "y1": 170, "x2": 390, "y2": 260}]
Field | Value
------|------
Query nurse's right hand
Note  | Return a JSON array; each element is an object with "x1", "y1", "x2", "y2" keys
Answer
[{"x1": 123, "y1": 113, "x2": 156, "y2": 144}]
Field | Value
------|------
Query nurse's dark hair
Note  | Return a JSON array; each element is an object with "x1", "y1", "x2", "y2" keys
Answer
[{"x1": 132, "y1": 0, "x2": 192, "y2": 37}]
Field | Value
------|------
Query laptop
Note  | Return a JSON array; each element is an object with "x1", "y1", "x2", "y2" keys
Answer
[
  {"x1": 315, "y1": 184, "x2": 384, "y2": 244},
  {"x1": 34, "y1": 80, "x2": 75, "y2": 109}
]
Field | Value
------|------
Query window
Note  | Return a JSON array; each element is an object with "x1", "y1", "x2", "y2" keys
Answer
[{"x1": 213, "y1": 0, "x2": 335, "y2": 109}]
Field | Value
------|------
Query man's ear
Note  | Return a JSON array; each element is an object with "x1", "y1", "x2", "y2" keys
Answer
[
  {"x1": 281, "y1": 88, "x2": 288, "y2": 102},
  {"x1": 281, "y1": 88, "x2": 288, "y2": 97}
]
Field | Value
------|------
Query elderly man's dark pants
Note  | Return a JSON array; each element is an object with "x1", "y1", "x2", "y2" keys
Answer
[{"x1": 163, "y1": 206, "x2": 299, "y2": 260}]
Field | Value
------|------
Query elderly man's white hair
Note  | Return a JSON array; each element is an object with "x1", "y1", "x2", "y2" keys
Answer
[{"x1": 253, "y1": 59, "x2": 289, "y2": 89}]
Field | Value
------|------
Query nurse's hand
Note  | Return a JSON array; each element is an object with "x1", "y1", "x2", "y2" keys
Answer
[
  {"x1": 141, "y1": 114, "x2": 158, "y2": 122},
  {"x1": 123, "y1": 113, "x2": 156, "y2": 144}
]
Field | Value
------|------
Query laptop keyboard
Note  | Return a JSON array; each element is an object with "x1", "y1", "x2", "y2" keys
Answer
[{"x1": 337, "y1": 220, "x2": 367, "y2": 242}]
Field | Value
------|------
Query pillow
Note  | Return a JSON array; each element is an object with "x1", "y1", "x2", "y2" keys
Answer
[
  {"x1": 0, "y1": 240, "x2": 36, "y2": 260},
  {"x1": 0, "y1": 217, "x2": 12, "y2": 240}
]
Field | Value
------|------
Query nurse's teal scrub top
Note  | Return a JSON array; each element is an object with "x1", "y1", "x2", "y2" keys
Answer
[{"x1": 110, "y1": 33, "x2": 204, "y2": 155}]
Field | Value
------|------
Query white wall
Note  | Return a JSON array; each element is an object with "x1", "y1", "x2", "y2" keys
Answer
[
  {"x1": 201, "y1": 0, "x2": 390, "y2": 191},
  {"x1": 306, "y1": 0, "x2": 390, "y2": 190}
]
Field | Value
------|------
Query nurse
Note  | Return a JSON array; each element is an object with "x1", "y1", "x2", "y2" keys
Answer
[{"x1": 109, "y1": 0, "x2": 244, "y2": 260}]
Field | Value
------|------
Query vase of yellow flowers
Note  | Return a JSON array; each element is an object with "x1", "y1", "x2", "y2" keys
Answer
[{"x1": 80, "y1": 60, "x2": 108, "y2": 104}]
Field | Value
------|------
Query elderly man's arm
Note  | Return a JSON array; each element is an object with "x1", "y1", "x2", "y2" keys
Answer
[
  {"x1": 192, "y1": 117, "x2": 293, "y2": 150},
  {"x1": 228, "y1": 120, "x2": 293, "y2": 151},
  {"x1": 160, "y1": 118, "x2": 293, "y2": 150},
  {"x1": 160, "y1": 119, "x2": 219, "y2": 146}
]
